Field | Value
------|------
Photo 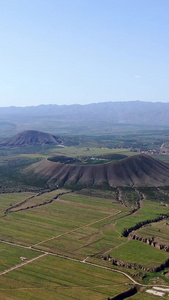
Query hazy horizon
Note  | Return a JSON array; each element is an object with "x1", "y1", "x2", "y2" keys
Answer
[
  {"x1": 1, "y1": 99, "x2": 169, "y2": 109},
  {"x1": 1, "y1": 0, "x2": 169, "y2": 107}
]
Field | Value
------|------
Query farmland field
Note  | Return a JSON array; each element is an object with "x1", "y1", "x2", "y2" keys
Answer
[
  {"x1": 0, "y1": 243, "x2": 40, "y2": 272},
  {"x1": 0, "y1": 190, "x2": 133, "y2": 299},
  {"x1": 110, "y1": 239, "x2": 169, "y2": 268},
  {"x1": 0, "y1": 255, "x2": 131, "y2": 300},
  {"x1": 0, "y1": 187, "x2": 169, "y2": 299}
]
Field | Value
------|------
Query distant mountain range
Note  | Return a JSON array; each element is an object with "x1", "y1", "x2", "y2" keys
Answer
[{"x1": 1, "y1": 101, "x2": 169, "y2": 135}]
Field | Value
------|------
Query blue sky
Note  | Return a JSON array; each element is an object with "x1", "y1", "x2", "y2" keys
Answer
[{"x1": 0, "y1": 0, "x2": 169, "y2": 107}]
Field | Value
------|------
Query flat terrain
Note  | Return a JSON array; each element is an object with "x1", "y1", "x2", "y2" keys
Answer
[
  {"x1": 0, "y1": 255, "x2": 130, "y2": 300},
  {"x1": 0, "y1": 243, "x2": 40, "y2": 272},
  {"x1": 110, "y1": 240, "x2": 169, "y2": 268},
  {"x1": 49, "y1": 146, "x2": 135, "y2": 157},
  {"x1": 0, "y1": 187, "x2": 169, "y2": 299},
  {"x1": 0, "y1": 192, "x2": 35, "y2": 216}
]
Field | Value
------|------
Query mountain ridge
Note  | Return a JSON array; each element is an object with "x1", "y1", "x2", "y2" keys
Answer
[{"x1": 1, "y1": 101, "x2": 169, "y2": 127}]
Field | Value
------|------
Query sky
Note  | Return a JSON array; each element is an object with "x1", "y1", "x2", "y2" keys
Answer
[{"x1": 0, "y1": 0, "x2": 169, "y2": 107}]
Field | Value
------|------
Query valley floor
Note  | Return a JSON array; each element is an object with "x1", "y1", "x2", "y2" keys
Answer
[{"x1": 0, "y1": 188, "x2": 169, "y2": 299}]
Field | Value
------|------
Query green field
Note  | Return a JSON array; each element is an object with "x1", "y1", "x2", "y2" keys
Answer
[
  {"x1": 0, "y1": 192, "x2": 125, "y2": 248},
  {"x1": 115, "y1": 200, "x2": 169, "y2": 235},
  {"x1": 0, "y1": 192, "x2": 35, "y2": 216},
  {"x1": 110, "y1": 239, "x2": 169, "y2": 268},
  {"x1": 9, "y1": 189, "x2": 68, "y2": 212},
  {"x1": 49, "y1": 146, "x2": 136, "y2": 158},
  {"x1": 0, "y1": 243, "x2": 40, "y2": 272},
  {"x1": 0, "y1": 255, "x2": 131, "y2": 300},
  {"x1": 1, "y1": 187, "x2": 169, "y2": 298}
]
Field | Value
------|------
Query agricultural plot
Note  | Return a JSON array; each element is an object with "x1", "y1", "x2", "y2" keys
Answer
[
  {"x1": 36, "y1": 220, "x2": 124, "y2": 260},
  {"x1": 1, "y1": 188, "x2": 169, "y2": 299},
  {"x1": 0, "y1": 243, "x2": 40, "y2": 273},
  {"x1": 0, "y1": 192, "x2": 127, "y2": 249},
  {"x1": 0, "y1": 192, "x2": 35, "y2": 216},
  {"x1": 8, "y1": 189, "x2": 69, "y2": 212},
  {"x1": 109, "y1": 239, "x2": 169, "y2": 268},
  {"x1": 32, "y1": 194, "x2": 129, "y2": 259},
  {"x1": 0, "y1": 255, "x2": 130, "y2": 300}
]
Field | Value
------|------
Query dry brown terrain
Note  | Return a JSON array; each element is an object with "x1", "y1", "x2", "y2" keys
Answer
[{"x1": 25, "y1": 154, "x2": 169, "y2": 188}]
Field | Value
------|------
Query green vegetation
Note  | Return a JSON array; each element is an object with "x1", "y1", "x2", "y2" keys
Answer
[
  {"x1": 0, "y1": 187, "x2": 169, "y2": 298},
  {"x1": 0, "y1": 192, "x2": 123, "y2": 248},
  {"x1": 136, "y1": 219, "x2": 169, "y2": 245},
  {"x1": 110, "y1": 240, "x2": 169, "y2": 268},
  {"x1": 120, "y1": 188, "x2": 140, "y2": 207},
  {"x1": 0, "y1": 192, "x2": 35, "y2": 216},
  {"x1": 49, "y1": 146, "x2": 136, "y2": 158},
  {"x1": 139, "y1": 187, "x2": 169, "y2": 204},
  {"x1": 8, "y1": 189, "x2": 68, "y2": 212},
  {"x1": 48, "y1": 155, "x2": 81, "y2": 164},
  {"x1": 1, "y1": 128, "x2": 169, "y2": 298},
  {"x1": 0, "y1": 157, "x2": 43, "y2": 190},
  {"x1": 115, "y1": 200, "x2": 169, "y2": 235},
  {"x1": 0, "y1": 255, "x2": 130, "y2": 300},
  {"x1": 0, "y1": 243, "x2": 40, "y2": 272}
]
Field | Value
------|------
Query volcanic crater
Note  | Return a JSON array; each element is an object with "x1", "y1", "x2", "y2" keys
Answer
[{"x1": 24, "y1": 154, "x2": 169, "y2": 188}]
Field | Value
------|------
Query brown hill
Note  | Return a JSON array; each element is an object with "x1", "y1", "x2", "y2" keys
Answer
[
  {"x1": 24, "y1": 154, "x2": 169, "y2": 188},
  {"x1": 0, "y1": 130, "x2": 63, "y2": 147}
]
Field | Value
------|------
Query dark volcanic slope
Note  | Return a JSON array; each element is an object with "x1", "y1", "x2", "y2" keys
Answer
[
  {"x1": 25, "y1": 154, "x2": 169, "y2": 187},
  {"x1": 1, "y1": 130, "x2": 63, "y2": 147}
]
